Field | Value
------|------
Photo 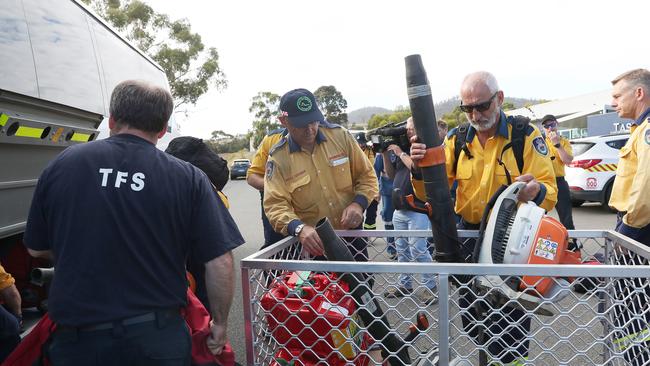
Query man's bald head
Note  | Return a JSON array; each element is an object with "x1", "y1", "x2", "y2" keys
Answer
[{"x1": 460, "y1": 71, "x2": 499, "y2": 98}]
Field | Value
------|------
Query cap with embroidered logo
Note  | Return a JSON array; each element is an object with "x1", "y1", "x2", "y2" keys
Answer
[{"x1": 279, "y1": 88, "x2": 325, "y2": 128}]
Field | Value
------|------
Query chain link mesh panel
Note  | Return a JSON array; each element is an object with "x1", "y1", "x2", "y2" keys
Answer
[{"x1": 242, "y1": 231, "x2": 649, "y2": 365}]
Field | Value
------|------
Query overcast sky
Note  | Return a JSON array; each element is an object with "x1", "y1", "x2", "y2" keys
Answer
[{"x1": 151, "y1": 0, "x2": 649, "y2": 138}]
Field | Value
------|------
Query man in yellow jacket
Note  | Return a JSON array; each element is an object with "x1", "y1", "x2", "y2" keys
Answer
[
  {"x1": 411, "y1": 71, "x2": 557, "y2": 365},
  {"x1": 607, "y1": 68, "x2": 650, "y2": 365},
  {"x1": 264, "y1": 88, "x2": 378, "y2": 261},
  {"x1": 0, "y1": 264, "x2": 22, "y2": 362},
  {"x1": 541, "y1": 114, "x2": 575, "y2": 231}
]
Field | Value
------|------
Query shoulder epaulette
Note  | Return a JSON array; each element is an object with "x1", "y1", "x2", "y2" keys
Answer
[
  {"x1": 268, "y1": 136, "x2": 288, "y2": 156},
  {"x1": 320, "y1": 120, "x2": 342, "y2": 129},
  {"x1": 267, "y1": 127, "x2": 288, "y2": 136}
]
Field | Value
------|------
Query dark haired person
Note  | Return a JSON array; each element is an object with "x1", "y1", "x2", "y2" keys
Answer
[
  {"x1": 25, "y1": 80, "x2": 244, "y2": 365},
  {"x1": 540, "y1": 114, "x2": 575, "y2": 232}
]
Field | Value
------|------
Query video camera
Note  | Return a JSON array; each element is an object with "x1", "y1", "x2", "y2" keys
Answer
[{"x1": 366, "y1": 120, "x2": 410, "y2": 154}]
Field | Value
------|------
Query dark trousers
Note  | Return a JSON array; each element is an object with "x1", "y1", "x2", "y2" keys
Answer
[
  {"x1": 49, "y1": 310, "x2": 190, "y2": 366},
  {"x1": 0, "y1": 305, "x2": 20, "y2": 363},
  {"x1": 260, "y1": 191, "x2": 287, "y2": 249},
  {"x1": 612, "y1": 214, "x2": 650, "y2": 365},
  {"x1": 555, "y1": 176, "x2": 575, "y2": 230},
  {"x1": 457, "y1": 219, "x2": 531, "y2": 363}
]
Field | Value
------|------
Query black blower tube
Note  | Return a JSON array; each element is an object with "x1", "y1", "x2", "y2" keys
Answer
[
  {"x1": 316, "y1": 217, "x2": 410, "y2": 366},
  {"x1": 405, "y1": 54, "x2": 461, "y2": 263}
]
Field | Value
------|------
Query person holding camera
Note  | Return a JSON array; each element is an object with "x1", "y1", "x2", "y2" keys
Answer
[{"x1": 381, "y1": 117, "x2": 437, "y2": 305}]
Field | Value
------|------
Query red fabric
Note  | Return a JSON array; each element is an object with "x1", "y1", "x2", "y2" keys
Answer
[
  {"x1": 183, "y1": 289, "x2": 236, "y2": 366},
  {"x1": 1, "y1": 314, "x2": 54, "y2": 366},
  {"x1": 2, "y1": 289, "x2": 236, "y2": 366}
]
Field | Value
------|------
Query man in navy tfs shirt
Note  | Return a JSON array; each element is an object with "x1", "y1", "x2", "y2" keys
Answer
[{"x1": 25, "y1": 80, "x2": 244, "y2": 365}]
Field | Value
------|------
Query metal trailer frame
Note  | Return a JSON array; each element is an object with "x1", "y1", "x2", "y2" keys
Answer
[{"x1": 241, "y1": 230, "x2": 650, "y2": 365}]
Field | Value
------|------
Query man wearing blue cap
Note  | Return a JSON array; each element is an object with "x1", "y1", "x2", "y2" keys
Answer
[{"x1": 263, "y1": 88, "x2": 378, "y2": 260}]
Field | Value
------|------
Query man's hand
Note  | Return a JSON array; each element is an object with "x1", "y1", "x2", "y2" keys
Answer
[
  {"x1": 340, "y1": 202, "x2": 364, "y2": 229},
  {"x1": 409, "y1": 136, "x2": 426, "y2": 163},
  {"x1": 386, "y1": 144, "x2": 403, "y2": 156},
  {"x1": 548, "y1": 130, "x2": 560, "y2": 145},
  {"x1": 298, "y1": 225, "x2": 324, "y2": 256},
  {"x1": 206, "y1": 321, "x2": 227, "y2": 355},
  {"x1": 515, "y1": 174, "x2": 541, "y2": 202}
]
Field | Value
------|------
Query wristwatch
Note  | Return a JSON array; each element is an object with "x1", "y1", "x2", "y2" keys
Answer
[
  {"x1": 554, "y1": 143, "x2": 561, "y2": 148},
  {"x1": 294, "y1": 223, "x2": 305, "y2": 237}
]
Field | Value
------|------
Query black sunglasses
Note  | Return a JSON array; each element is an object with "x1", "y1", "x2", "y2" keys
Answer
[{"x1": 459, "y1": 92, "x2": 498, "y2": 113}]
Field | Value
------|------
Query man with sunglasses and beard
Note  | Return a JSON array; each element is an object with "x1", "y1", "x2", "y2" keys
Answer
[{"x1": 411, "y1": 71, "x2": 557, "y2": 365}]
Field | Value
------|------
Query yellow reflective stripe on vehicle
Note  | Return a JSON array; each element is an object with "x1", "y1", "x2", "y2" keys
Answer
[
  {"x1": 613, "y1": 328, "x2": 650, "y2": 351},
  {"x1": 0, "y1": 114, "x2": 8, "y2": 127},
  {"x1": 587, "y1": 164, "x2": 618, "y2": 172},
  {"x1": 15, "y1": 126, "x2": 44, "y2": 138},
  {"x1": 70, "y1": 132, "x2": 90, "y2": 142}
]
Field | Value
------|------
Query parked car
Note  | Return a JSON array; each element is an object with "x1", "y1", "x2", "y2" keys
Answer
[
  {"x1": 564, "y1": 133, "x2": 629, "y2": 209},
  {"x1": 230, "y1": 159, "x2": 251, "y2": 180}
]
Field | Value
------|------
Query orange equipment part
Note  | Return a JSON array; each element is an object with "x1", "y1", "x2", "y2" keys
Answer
[{"x1": 520, "y1": 216, "x2": 582, "y2": 296}]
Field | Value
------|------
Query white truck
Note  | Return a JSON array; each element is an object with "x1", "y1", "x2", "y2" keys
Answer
[{"x1": 0, "y1": 0, "x2": 178, "y2": 310}]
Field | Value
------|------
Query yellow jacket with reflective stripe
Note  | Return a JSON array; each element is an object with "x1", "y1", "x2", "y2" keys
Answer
[
  {"x1": 546, "y1": 136, "x2": 572, "y2": 177},
  {"x1": 414, "y1": 113, "x2": 557, "y2": 225},
  {"x1": 609, "y1": 118, "x2": 650, "y2": 228},
  {"x1": 264, "y1": 125, "x2": 378, "y2": 235},
  {"x1": 0, "y1": 264, "x2": 15, "y2": 291},
  {"x1": 247, "y1": 130, "x2": 285, "y2": 178}
]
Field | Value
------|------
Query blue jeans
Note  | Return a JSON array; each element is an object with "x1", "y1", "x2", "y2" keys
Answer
[
  {"x1": 393, "y1": 209, "x2": 436, "y2": 289},
  {"x1": 380, "y1": 193, "x2": 396, "y2": 253}
]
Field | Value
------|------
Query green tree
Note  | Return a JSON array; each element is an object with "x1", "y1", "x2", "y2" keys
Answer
[
  {"x1": 501, "y1": 101, "x2": 516, "y2": 111},
  {"x1": 440, "y1": 106, "x2": 468, "y2": 129},
  {"x1": 210, "y1": 130, "x2": 234, "y2": 140},
  {"x1": 249, "y1": 92, "x2": 281, "y2": 147},
  {"x1": 81, "y1": 0, "x2": 226, "y2": 109},
  {"x1": 366, "y1": 106, "x2": 411, "y2": 130},
  {"x1": 314, "y1": 86, "x2": 348, "y2": 126}
]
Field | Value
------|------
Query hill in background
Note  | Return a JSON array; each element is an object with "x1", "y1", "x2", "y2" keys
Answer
[{"x1": 347, "y1": 96, "x2": 546, "y2": 128}]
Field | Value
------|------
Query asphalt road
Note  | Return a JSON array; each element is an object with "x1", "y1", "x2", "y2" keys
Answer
[{"x1": 222, "y1": 178, "x2": 619, "y2": 363}]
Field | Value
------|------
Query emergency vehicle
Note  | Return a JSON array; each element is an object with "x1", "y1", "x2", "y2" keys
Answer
[
  {"x1": 565, "y1": 133, "x2": 630, "y2": 209},
  {"x1": 0, "y1": 0, "x2": 179, "y2": 314}
]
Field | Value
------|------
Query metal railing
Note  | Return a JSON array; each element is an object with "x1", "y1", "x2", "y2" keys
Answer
[{"x1": 241, "y1": 230, "x2": 650, "y2": 365}]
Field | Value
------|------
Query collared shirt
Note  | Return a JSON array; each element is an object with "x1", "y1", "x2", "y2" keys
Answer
[
  {"x1": 414, "y1": 112, "x2": 557, "y2": 225},
  {"x1": 545, "y1": 135, "x2": 572, "y2": 177},
  {"x1": 264, "y1": 123, "x2": 378, "y2": 235},
  {"x1": 0, "y1": 264, "x2": 15, "y2": 291},
  {"x1": 24, "y1": 134, "x2": 244, "y2": 326},
  {"x1": 247, "y1": 129, "x2": 287, "y2": 178},
  {"x1": 609, "y1": 110, "x2": 650, "y2": 228}
]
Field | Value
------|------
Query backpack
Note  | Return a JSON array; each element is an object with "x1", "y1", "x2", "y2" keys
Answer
[
  {"x1": 165, "y1": 137, "x2": 229, "y2": 191},
  {"x1": 453, "y1": 116, "x2": 530, "y2": 184}
]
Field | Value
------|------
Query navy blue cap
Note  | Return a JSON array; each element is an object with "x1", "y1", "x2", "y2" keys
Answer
[{"x1": 279, "y1": 88, "x2": 325, "y2": 127}]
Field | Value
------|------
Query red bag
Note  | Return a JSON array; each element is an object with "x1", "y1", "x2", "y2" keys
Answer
[{"x1": 2, "y1": 289, "x2": 236, "y2": 366}]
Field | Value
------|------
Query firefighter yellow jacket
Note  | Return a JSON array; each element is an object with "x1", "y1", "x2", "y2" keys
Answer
[
  {"x1": 609, "y1": 117, "x2": 650, "y2": 228},
  {"x1": 414, "y1": 112, "x2": 557, "y2": 225},
  {"x1": 546, "y1": 135, "x2": 572, "y2": 178},
  {"x1": 0, "y1": 264, "x2": 15, "y2": 291},
  {"x1": 247, "y1": 129, "x2": 286, "y2": 178},
  {"x1": 264, "y1": 123, "x2": 378, "y2": 235}
]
